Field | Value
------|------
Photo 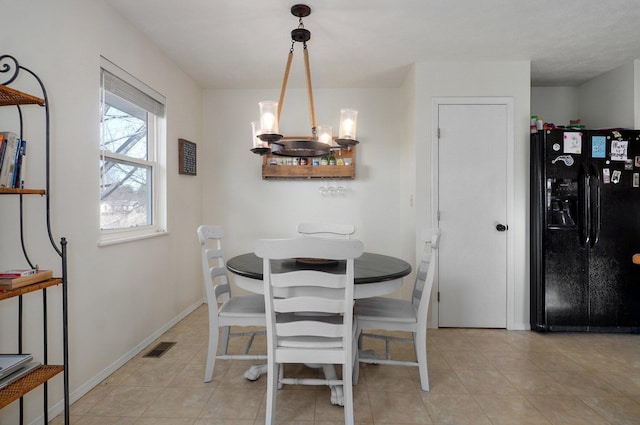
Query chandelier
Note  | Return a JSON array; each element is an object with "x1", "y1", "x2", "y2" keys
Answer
[{"x1": 251, "y1": 4, "x2": 359, "y2": 157}]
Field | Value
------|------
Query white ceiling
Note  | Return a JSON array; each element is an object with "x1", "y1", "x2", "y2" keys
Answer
[{"x1": 103, "y1": 0, "x2": 640, "y2": 89}]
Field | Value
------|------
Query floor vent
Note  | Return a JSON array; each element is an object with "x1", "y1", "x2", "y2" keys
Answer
[{"x1": 144, "y1": 341, "x2": 176, "y2": 358}]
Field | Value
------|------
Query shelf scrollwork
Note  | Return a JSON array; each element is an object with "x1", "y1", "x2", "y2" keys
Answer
[{"x1": 0, "y1": 54, "x2": 20, "y2": 85}]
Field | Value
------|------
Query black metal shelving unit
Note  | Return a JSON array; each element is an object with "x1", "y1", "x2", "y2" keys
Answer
[{"x1": 0, "y1": 54, "x2": 69, "y2": 424}]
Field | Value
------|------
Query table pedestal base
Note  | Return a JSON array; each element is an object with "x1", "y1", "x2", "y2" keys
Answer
[
  {"x1": 242, "y1": 363, "x2": 344, "y2": 406},
  {"x1": 243, "y1": 364, "x2": 268, "y2": 381}
]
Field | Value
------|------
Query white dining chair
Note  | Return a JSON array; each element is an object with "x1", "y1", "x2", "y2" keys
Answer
[
  {"x1": 197, "y1": 225, "x2": 267, "y2": 383},
  {"x1": 297, "y1": 222, "x2": 356, "y2": 238},
  {"x1": 255, "y1": 237, "x2": 364, "y2": 425},
  {"x1": 353, "y1": 228, "x2": 440, "y2": 391}
]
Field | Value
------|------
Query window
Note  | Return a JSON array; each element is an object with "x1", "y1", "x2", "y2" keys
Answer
[{"x1": 99, "y1": 57, "x2": 166, "y2": 245}]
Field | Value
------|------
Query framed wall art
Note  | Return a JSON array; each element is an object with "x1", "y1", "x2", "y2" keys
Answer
[{"x1": 178, "y1": 138, "x2": 197, "y2": 175}]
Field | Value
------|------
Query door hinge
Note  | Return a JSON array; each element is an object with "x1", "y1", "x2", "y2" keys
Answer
[
  {"x1": 437, "y1": 128, "x2": 441, "y2": 139},
  {"x1": 437, "y1": 291, "x2": 440, "y2": 302},
  {"x1": 437, "y1": 210, "x2": 441, "y2": 221}
]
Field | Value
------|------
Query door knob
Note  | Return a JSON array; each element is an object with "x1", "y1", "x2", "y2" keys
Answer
[{"x1": 496, "y1": 224, "x2": 508, "y2": 232}]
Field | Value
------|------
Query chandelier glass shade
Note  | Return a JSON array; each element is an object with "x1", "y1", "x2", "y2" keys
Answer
[{"x1": 250, "y1": 4, "x2": 359, "y2": 157}]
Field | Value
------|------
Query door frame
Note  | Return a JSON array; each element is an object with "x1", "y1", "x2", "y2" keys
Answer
[{"x1": 431, "y1": 97, "x2": 516, "y2": 329}]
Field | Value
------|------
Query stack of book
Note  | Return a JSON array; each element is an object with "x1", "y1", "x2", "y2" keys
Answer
[
  {"x1": 0, "y1": 268, "x2": 53, "y2": 291},
  {"x1": 0, "y1": 354, "x2": 41, "y2": 390},
  {"x1": 0, "y1": 131, "x2": 27, "y2": 189}
]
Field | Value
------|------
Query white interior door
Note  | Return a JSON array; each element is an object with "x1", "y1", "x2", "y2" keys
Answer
[{"x1": 435, "y1": 101, "x2": 511, "y2": 328}]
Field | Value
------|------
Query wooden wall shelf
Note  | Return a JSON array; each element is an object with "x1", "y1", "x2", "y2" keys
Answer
[
  {"x1": 0, "y1": 365, "x2": 63, "y2": 409},
  {"x1": 0, "y1": 188, "x2": 45, "y2": 195},
  {"x1": 0, "y1": 279, "x2": 63, "y2": 301},
  {"x1": 0, "y1": 84, "x2": 45, "y2": 107},
  {"x1": 261, "y1": 147, "x2": 356, "y2": 180}
]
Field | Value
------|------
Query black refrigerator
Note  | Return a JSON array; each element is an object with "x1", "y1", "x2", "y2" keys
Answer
[{"x1": 531, "y1": 128, "x2": 640, "y2": 332}]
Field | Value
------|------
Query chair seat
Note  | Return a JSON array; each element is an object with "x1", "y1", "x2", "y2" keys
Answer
[
  {"x1": 355, "y1": 297, "x2": 417, "y2": 323},
  {"x1": 220, "y1": 294, "x2": 265, "y2": 317}
]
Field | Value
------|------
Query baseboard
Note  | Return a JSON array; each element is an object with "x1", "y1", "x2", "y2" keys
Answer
[{"x1": 32, "y1": 299, "x2": 204, "y2": 425}]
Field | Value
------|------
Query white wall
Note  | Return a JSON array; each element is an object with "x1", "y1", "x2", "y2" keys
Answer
[
  {"x1": 532, "y1": 61, "x2": 640, "y2": 130},
  {"x1": 201, "y1": 87, "x2": 416, "y2": 295},
  {"x1": 578, "y1": 62, "x2": 636, "y2": 129},
  {"x1": 0, "y1": 0, "x2": 203, "y2": 422},
  {"x1": 531, "y1": 86, "x2": 579, "y2": 127},
  {"x1": 412, "y1": 61, "x2": 531, "y2": 329}
]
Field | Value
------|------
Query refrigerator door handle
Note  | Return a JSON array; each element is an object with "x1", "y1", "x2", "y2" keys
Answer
[
  {"x1": 589, "y1": 162, "x2": 601, "y2": 247},
  {"x1": 580, "y1": 164, "x2": 590, "y2": 247}
]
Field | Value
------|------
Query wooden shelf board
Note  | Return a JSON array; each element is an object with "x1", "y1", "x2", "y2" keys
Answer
[
  {"x1": 0, "y1": 188, "x2": 46, "y2": 195},
  {"x1": 0, "y1": 279, "x2": 63, "y2": 301},
  {"x1": 0, "y1": 365, "x2": 63, "y2": 409},
  {"x1": 0, "y1": 85, "x2": 45, "y2": 107},
  {"x1": 262, "y1": 165, "x2": 355, "y2": 179}
]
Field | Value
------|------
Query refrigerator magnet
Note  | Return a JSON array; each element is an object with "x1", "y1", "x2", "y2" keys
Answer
[
  {"x1": 625, "y1": 159, "x2": 634, "y2": 170},
  {"x1": 603, "y1": 168, "x2": 611, "y2": 184},
  {"x1": 634, "y1": 173, "x2": 640, "y2": 188},
  {"x1": 635, "y1": 156, "x2": 640, "y2": 167},
  {"x1": 611, "y1": 170, "x2": 621, "y2": 184},
  {"x1": 610, "y1": 140, "x2": 628, "y2": 161},
  {"x1": 564, "y1": 132, "x2": 582, "y2": 154},
  {"x1": 591, "y1": 136, "x2": 606, "y2": 158}
]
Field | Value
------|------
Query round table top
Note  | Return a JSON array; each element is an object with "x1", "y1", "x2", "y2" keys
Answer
[{"x1": 227, "y1": 252, "x2": 412, "y2": 284}]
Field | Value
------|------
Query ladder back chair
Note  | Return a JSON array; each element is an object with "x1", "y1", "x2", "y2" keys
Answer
[
  {"x1": 197, "y1": 225, "x2": 266, "y2": 382},
  {"x1": 353, "y1": 228, "x2": 440, "y2": 391},
  {"x1": 255, "y1": 237, "x2": 364, "y2": 425}
]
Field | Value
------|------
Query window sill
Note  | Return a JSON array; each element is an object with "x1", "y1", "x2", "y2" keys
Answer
[{"x1": 98, "y1": 227, "x2": 168, "y2": 247}]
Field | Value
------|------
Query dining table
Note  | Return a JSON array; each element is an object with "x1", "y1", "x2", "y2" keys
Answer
[
  {"x1": 227, "y1": 252, "x2": 412, "y2": 298},
  {"x1": 226, "y1": 251, "x2": 412, "y2": 405}
]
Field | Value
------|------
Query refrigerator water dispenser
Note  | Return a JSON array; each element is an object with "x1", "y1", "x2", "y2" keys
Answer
[{"x1": 546, "y1": 178, "x2": 577, "y2": 227}]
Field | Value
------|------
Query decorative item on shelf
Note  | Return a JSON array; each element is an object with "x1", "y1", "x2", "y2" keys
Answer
[
  {"x1": 250, "y1": 4, "x2": 359, "y2": 158},
  {"x1": 0, "y1": 270, "x2": 53, "y2": 291},
  {"x1": 319, "y1": 179, "x2": 346, "y2": 197}
]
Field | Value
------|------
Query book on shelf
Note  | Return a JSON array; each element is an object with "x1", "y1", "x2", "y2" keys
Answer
[
  {"x1": 0, "y1": 133, "x2": 5, "y2": 176},
  {"x1": 0, "y1": 131, "x2": 18, "y2": 188},
  {"x1": 0, "y1": 270, "x2": 53, "y2": 290},
  {"x1": 0, "y1": 360, "x2": 41, "y2": 390},
  {"x1": 0, "y1": 268, "x2": 37, "y2": 278},
  {"x1": 11, "y1": 139, "x2": 26, "y2": 188},
  {"x1": 0, "y1": 354, "x2": 33, "y2": 380}
]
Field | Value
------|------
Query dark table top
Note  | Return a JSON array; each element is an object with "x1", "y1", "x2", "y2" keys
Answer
[{"x1": 226, "y1": 252, "x2": 412, "y2": 284}]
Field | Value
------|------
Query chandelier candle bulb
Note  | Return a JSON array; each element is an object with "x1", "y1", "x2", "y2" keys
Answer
[
  {"x1": 259, "y1": 100, "x2": 279, "y2": 134},
  {"x1": 339, "y1": 109, "x2": 358, "y2": 140},
  {"x1": 250, "y1": 120, "x2": 271, "y2": 155},
  {"x1": 317, "y1": 125, "x2": 333, "y2": 145},
  {"x1": 251, "y1": 121, "x2": 262, "y2": 147}
]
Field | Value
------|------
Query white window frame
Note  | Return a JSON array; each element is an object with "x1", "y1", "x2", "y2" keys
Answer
[{"x1": 99, "y1": 57, "x2": 167, "y2": 246}]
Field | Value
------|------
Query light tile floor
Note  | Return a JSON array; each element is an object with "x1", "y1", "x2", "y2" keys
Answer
[{"x1": 53, "y1": 305, "x2": 640, "y2": 424}]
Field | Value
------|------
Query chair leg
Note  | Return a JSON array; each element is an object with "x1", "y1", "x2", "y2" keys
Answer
[
  {"x1": 343, "y1": 360, "x2": 354, "y2": 425},
  {"x1": 265, "y1": 359, "x2": 278, "y2": 425},
  {"x1": 415, "y1": 331, "x2": 429, "y2": 391},
  {"x1": 352, "y1": 329, "x2": 360, "y2": 385},
  {"x1": 204, "y1": 323, "x2": 219, "y2": 383},
  {"x1": 220, "y1": 325, "x2": 231, "y2": 354},
  {"x1": 278, "y1": 362, "x2": 284, "y2": 390}
]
